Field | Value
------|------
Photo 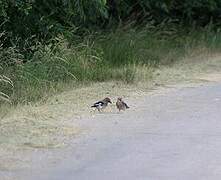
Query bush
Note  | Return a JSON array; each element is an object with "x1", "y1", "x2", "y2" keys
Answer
[{"x1": 1, "y1": 0, "x2": 221, "y2": 56}]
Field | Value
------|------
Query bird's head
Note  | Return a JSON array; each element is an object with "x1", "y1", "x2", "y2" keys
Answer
[
  {"x1": 117, "y1": 97, "x2": 122, "y2": 101},
  {"x1": 104, "y1": 97, "x2": 112, "y2": 104}
]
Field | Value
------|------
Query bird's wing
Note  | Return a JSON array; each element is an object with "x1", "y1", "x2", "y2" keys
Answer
[{"x1": 93, "y1": 101, "x2": 104, "y2": 107}]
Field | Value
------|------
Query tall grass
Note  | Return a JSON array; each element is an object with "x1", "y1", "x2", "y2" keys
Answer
[
  {"x1": 0, "y1": 38, "x2": 15, "y2": 104},
  {"x1": 1, "y1": 26, "x2": 221, "y2": 105},
  {"x1": 0, "y1": 73, "x2": 13, "y2": 103}
]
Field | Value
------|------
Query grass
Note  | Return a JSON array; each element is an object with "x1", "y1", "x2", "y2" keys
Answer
[
  {"x1": 1, "y1": 25, "x2": 221, "y2": 105},
  {"x1": 1, "y1": 32, "x2": 221, "y2": 171},
  {"x1": 1, "y1": 25, "x2": 221, "y2": 156},
  {"x1": 1, "y1": 52, "x2": 221, "y2": 151}
]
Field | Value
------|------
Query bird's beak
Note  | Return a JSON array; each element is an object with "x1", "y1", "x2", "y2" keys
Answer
[{"x1": 109, "y1": 101, "x2": 112, "y2": 104}]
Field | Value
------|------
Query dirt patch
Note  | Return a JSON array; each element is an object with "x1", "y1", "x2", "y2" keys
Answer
[{"x1": 196, "y1": 73, "x2": 221, "y2": 82}]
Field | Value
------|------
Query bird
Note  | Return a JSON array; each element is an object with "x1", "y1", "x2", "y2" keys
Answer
[
  {"x1": 91, "y1": 97, "x2": 112, "y2": 112},
  {"x1": 116, "y1": 97, "x2": 129, "y2": 111}
]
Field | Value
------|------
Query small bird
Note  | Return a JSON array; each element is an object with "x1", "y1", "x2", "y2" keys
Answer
[
  {"x1": 91, "y1": 97, "x2": 112, "y2": 112},
  {"x1": 116, "y1": 97, "x2": 129, "y2": 111}
]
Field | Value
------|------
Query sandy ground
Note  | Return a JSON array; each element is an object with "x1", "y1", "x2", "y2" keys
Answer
[{"x1": 1, "y1": 53, "x2": 221, "y2": 179}]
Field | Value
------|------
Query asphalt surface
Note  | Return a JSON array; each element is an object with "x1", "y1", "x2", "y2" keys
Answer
[{"x1": 4, "y1": 82, "x2": 221, "y2": 180}]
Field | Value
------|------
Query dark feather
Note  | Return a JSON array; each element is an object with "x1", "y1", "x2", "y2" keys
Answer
[{"x1": 91, "y1": 101, "x2": 104, "y2": 108}]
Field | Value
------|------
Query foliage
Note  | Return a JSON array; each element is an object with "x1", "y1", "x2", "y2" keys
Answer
[
  {"x1": 1, "y1": 0, "x2": 221, "y2": 104},
  {"x1": 1, "y1": 26, "x2": 221, "y2": 104},
  {"x1": 0, "y1": 0, "x2": 221, "y2": 51}
]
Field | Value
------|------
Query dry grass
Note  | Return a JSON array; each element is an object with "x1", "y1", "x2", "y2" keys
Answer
[
  {"x1": 153, "y1": 52, "x2": 221, "y2": 85},
  {"x1": 0, "y1": 51, "x2": 221, "y2": 171},
  {"x1": 1, "y1": 53, "x2": 221, "y2": 149}
]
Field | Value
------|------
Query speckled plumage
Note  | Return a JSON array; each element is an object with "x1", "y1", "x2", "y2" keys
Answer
[{"x1": 116, "y1": 98, "x2": 129, "y2": 111}]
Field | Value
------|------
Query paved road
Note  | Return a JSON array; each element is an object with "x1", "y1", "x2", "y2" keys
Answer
[{"x1": 6, "y1": 83, "x2": 221, "y2": 180}]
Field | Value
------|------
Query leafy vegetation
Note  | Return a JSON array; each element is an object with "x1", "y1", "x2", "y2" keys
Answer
[
  {"x1": 1, "y1": 0, "x2": 221, "y2": 104},
  {"x1": 1, "y1": 0, "x2": 221, "y2": 51}
]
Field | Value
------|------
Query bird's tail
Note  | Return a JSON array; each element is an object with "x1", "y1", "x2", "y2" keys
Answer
[{"x1": 124, "y1": 103, "x2": 130, "y2": 109}]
